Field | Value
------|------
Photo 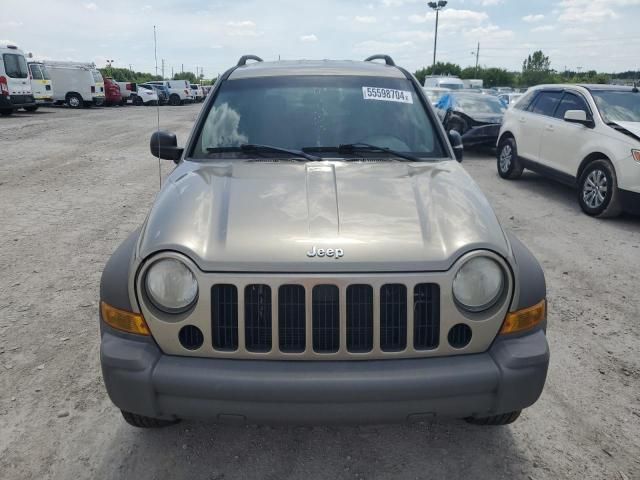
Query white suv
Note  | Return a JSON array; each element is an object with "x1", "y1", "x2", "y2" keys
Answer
[
  {"x1": 497, "y1": 84, "x2": 640, "y2": 218},
  {"x1": 147, "y1": 80, "x2": 193, "y2": 106}
]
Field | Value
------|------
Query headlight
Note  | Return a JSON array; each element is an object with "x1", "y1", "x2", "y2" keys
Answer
[
  {"x1": 452, "y1": 256, "x2": 505, "y2": 312},
  {"x1": 145, "y1": 258, "x2": 198, "y2": 313}
]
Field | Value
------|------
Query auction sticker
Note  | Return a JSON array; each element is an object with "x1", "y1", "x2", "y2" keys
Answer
[{"x1": 363, "y1": 86, "x2": 413, "y2": 104}]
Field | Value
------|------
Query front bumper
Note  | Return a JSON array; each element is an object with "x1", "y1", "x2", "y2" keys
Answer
[
  {"x1": 0, "y1": 94, "x2": 36, "y2": 109},
  {"x1": 462, "y1": 124, "x2": 501, "y2": 147},
  {"x1": 101, "y1": 326, "x2": 549, "y2": 424},
  {"x1": 93, "y1": 96, "x2": 105, "y2": 106}
]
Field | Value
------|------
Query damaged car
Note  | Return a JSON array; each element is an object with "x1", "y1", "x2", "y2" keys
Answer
[{"x1": 436, "y1": 91, "x2": 507, "y2": 148}]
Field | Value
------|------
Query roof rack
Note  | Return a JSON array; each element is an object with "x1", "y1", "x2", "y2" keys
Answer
[
  {"x1": 237, "y1": 55, "x2": 263, "y2": 67},
  {"x1": 364, "y1": 55, "x2": 396, "y2": 66}
]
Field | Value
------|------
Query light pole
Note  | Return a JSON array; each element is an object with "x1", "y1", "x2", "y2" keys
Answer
[{"x1": 428, "y1": 1, "x2": 447, "y2": 73}]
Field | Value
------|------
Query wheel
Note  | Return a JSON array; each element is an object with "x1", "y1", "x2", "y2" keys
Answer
[
  {"x1": 497, "y1": 137, "x2": 524, "y2": 179},
  {"x1": 119, "y1": 99, "x2": 125, "y2": 106},
  {"x1": 133, "y1": 95, "x2": 143, "y2": 106},
  {"x1": 66, "y1": 93, "x2": 83, "y2": 109},
  {"x1": 169, "y1": 94, "x2": 180, "y2": 106},
  {"x1": 24, "y1": 105, "x2": 39, "y2": 112},
  {"x1": 578, "y1": 159, "x2": 622, "y2": 218},
  {"x1": 120, "y1": 410, "x2": 180, "y2": 428},
  {"x1": 0, "y1": 108, "x2": 13, "y2": 116},
  {"x1": 465, "y1": 410, "x2": 521, "y2": 426}
]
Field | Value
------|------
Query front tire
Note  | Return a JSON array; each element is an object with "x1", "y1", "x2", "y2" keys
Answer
[
  {"x1": 578, "y1": 159, "x2": 622, "y2": 218},
  {"x1": 497, "y1": 137, "x2": 524, "y2": 179},
  {"x1": 24, "y1": 105, "x2": 39, "y2": 112},
  {"x1": 465, "y1": 410, "x2": 521, "y2": 426},
  {"x1": 0, "y1": 108, "x2": 13, "y2": 116},
  {"x1": 121, "y1": 410, "x2": 180, "y2": 428},
  {"x1": 133, "y1": 95, "x2": 143, "y2": 106},
  {"x1": 66, "y1": 93, "x2": 83, "y2": 109},
  {"x1": 169, "y1": 94, "x2": 180, "y2": 106}
]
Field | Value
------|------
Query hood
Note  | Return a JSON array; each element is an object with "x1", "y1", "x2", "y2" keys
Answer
[
  {"x1": 612, "y1": 121, "x2": 640, "y2": 142},
  {"x1": 138, "y1": 160, "x2": 510, "y2": 272}
]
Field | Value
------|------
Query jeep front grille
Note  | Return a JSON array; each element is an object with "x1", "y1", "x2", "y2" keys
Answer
[
  {"x1": 137, "y1": 251, "x2": 513, "y2": 360},
  {"x1": 209, "y1": 282, "x2": 440, "y2": 357}
]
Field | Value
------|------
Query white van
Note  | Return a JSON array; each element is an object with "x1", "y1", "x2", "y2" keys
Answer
[
  {"x1": 28, "y1": 62, "x2": 54, "y2": 109},
  {"x1": 423, "y1": 75, "x2": 464, "y2": 90},
  {"x1": 44, "y1": 60, "x2": 105, "y2": 108},
  {"x1": 147, "y1": 80, "x2": 193, "y2": 105},
  {"x1": 0, "y1": 44, "x2": 36, "y2": 116}
]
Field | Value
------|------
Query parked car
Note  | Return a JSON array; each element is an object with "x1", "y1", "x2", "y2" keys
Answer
[
  {"x1": 0, "y1": 43, "x2": 36, "y2": 115},
  {"x1": 117, "y1": 81, "x2": 136, "y2": 104},
  {"x1": 498, "y1": 93, "x2": 523, "y2": 107},
  {"x1": 190, "y1": 83, "x2": 205, "y2": 102},
  {"x1": 131, "y1": 84, "x2": 159, "y2": 105},
  {"x1": 423, "y1": 86, "x2": 450, "y2": 107},
  {"x1": 436, "y1": 91, "x2": 506, "y2": 147},
  {"x1": 27, "y1": 61, "x2": 53, "y2": 109},
  {"x1": 99, "y1": 54, "x2": 549, "y2": 429},
  {"x1": 423, "y1": 75, "x2": 464, "y2": 90},
  {"x1": 103, "y1": 77, "x2": 123, "y2": 106},
  {"x1": 497, "y1": 84, "x2": 640, "y2": 218},
  {"x1": 140, "y1": 83, "x2": 169, "y2": 105},
  {"x1": 44, "y1": 60, "x2": 105, "y2": 108},
  {"x1": 147, "y1": 79, "x2": 193, "y2": 105}
]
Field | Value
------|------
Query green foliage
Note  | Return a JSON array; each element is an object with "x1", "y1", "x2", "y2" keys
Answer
[
  {"x1": 414, "y1": 62, "x2": 462, "y2": 84},
  {"x1": 173, "y1": 71, "x2": 198, "y2": 83},
  {"x1": 521, "y1": 50, "x2": 553, "y2": 86},
  {"x1": 98, "y1": 66, "x2": 162, "y2": 83},
  {"x1": 460, "y1": 66, "x2": 515, "y2": 88}
]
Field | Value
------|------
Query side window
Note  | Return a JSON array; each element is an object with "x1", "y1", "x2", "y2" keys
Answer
[
  {"x1": 529, "y1": 91, "x2": 563, "y2": 117},
  {"x1": 554, "y1": 92, "x2": 589, "y2": 120},
  {"x1": 513, "y1": 90, "x2": 537, "y2": 111},
  {"x1": 29, "y1": 64, "x2": 43, "y2": 80}
]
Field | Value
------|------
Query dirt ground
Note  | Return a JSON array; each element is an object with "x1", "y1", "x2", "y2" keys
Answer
[{"x1": 0, "y1": 104, "x2": 638, "y2": 480}]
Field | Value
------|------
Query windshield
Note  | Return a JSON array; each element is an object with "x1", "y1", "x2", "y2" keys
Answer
[
  {"x1": 592, "y1": 90, "x2": 640, "y2": 123},
  {"x1": 91, "y1": 69, "x2": 103, "y2": 82},
  {"x1": 455, "y1": 94, "x2": 506, "y2": 114},
  {"x1": 3, "y1": 53, "x2": 29, "y2": 79},
  {"x1": 441, "y1": 83, "x2": 463, "y2": 90},
  {"x1": 192, "y1": 76, "x2": 445, "y2": 159}
]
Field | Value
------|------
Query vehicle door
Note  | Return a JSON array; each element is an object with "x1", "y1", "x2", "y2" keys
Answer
[
  {"x1": 516, "y1": 90, "x2": 563, "y2": 162},
  {"x1": 29, "y1": 64, "x2": 46, "y2": 99},
  {"x1": 538, "y1": 91, "x2": 594, "y2": 176},
  {"x1": 2, "y1": 52, "x2": 31, "y2": 97}
]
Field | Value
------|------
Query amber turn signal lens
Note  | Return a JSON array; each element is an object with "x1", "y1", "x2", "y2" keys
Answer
[
  {"x1": 500, "y1": 299, "x2": 546, "y2": 335},
  {"x1": 100, "y1": 301, "x2": 150, "y2": 336}
]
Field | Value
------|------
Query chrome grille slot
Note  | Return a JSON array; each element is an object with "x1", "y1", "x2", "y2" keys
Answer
[
  {"x1": 346, "y1": 284, "x2": 373, "y2": 353},
  {"x1": 380, "y1": 284, "x2": 407, "y2": 352},
  {"x1": 244, "y1": 284, "x2": 272, "y2": 352},
  {"x1": 278, "y1": 284, "x2": 306, "y2": 353},
  {"x1": 312, "y1": 285, "x2": 340, "y2": 353},
  {"x1": 413, "y1": 284, "x2": 440, "y2": 350},
  {"x1": 211, "y1": 284, "x2": 238, "y2": 351}
]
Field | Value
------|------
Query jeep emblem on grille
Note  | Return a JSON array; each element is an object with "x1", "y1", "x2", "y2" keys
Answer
[{"x1": 306, "y1": 246, "x2": 344, "y2": 259}]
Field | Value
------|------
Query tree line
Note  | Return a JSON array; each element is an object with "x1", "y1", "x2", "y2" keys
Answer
[
  {"x1": 98, "y1": 66, "x2": 217, "y2": 85},
  {"x1": 414, "y1": 50, "x2": 636, "y2": 88}
]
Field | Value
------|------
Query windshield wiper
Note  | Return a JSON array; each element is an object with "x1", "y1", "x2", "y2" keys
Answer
[
  {"x1": 206, "y1": 144, "x2": 320, "y2": 161},
  {"x1": 304, "y1": 143, "x2": 422, "y2": 162}
]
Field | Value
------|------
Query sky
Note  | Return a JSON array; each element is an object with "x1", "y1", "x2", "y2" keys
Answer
[{"x1": 2, "y1": 0, "x2": 640, "y2": 78}]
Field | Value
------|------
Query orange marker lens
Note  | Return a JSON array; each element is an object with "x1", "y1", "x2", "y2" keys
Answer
[
  {"x1": 101, "y1": 301, "x2": 150, "y2": 336},
  {"x1": 500, "y1": 300, "x2": 546, "y2": 335}
]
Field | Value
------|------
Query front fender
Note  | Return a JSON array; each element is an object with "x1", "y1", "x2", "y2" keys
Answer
[
  {"x1": 100, "y1": 228, "x2": 141, "y2": 312},
  {"x1": 506, "y1": 231, "x2": 546, "y2": 311}
]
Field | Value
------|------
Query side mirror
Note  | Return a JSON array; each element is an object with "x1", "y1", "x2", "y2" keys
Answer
[
  {"x1": 448, "y1": 130, "x2": 464, "y2": 162},
  {"x1": 150, "y1": 131, "x2": 184, "y2": 163},
  {"x1": 564, "y1": 110, "x2": 594, "y2": 128}
]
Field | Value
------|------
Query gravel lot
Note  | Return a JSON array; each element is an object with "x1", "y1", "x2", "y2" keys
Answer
[{"x1": 1, "y1": 104, "x2": 638, "y2": 480}]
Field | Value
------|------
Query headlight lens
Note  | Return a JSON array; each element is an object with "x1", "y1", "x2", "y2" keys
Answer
[
  {"x1": 145, "y1": 258, "x2": 198, "y2": 313},
  {"x1": 453, "y1": 256, "x2": 505, "y2": 312}
]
